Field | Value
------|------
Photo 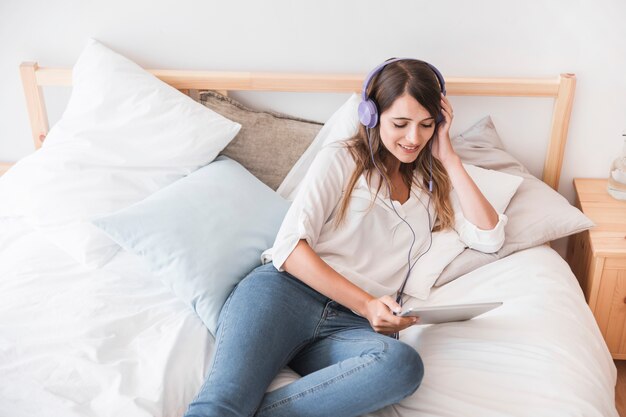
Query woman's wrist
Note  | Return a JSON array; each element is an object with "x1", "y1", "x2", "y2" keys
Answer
[
  {"x1": 440, "y1": 153, "x2": 462, "y2": 172},
  {"x1": 357, "y1": 293, "x2": 377, "y2": 317}
]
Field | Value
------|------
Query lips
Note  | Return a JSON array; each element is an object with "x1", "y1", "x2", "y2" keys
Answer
[{"x1": 399, "y1": 144, "x2": 418, "y2": 153}]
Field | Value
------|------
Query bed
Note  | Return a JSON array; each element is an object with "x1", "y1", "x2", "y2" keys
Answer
[{"x1": 0, "y1": 40, "x2": 618, "y2": 417}]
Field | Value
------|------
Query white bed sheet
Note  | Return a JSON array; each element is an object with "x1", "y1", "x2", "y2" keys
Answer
[
  {"x1": 0, "y1": 217, "x2": 212, "y2": 417},
  {"x1": 0, "y1": 217, "x2": 618, "y2": 417}
]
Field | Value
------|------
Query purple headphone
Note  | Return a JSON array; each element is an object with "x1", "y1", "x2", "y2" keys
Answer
[{"x1": 357, "y1": 58, "x2": 447, "y2": 129}]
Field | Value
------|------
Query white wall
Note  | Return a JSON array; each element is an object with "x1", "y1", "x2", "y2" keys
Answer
[{"x1": 1, "y1": 0, "x2": 625, "y2": 203}]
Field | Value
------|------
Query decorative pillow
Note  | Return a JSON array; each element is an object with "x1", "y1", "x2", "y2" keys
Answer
[
  {"x1": 434, "y1": 116, "x2": 594, "y2": 287},
  {"x1": 458, "y1": 164, "x2": 523, "y2": 214},
  {"x1": 277, "y1": 93, "x2": 361, "y2": 200},
  {"x1": 0, "y1": 39, "x2": 241, "y2": 268},
  {"x1": 92, "y1": 156, "x2": 289, "y2": 336},
  {"x1": 197, "y1": 91, "x2": 322, "y2": 190}
]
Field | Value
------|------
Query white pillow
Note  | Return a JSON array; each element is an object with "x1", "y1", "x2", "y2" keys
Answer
[
  {"x1": 460, "y1": 164, "x2": 523, "y2": 212},
  {"x1": 0, "y1": 39, "x2": 241, "y2": 268},
  {"x1": 276, "y1": 93, "x2": 360, "y2": 201}
]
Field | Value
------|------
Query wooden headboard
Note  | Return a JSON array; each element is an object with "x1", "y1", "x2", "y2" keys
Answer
[{"x1": 18, "y1": 62, "x2": 576, "y2": 190}]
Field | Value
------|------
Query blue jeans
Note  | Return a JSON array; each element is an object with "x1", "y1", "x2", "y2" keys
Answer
[{"x1": 184, "y1": 263, "x2": 424, "y2": 417}]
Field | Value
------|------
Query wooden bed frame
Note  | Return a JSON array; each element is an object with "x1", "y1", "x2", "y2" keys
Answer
[{"x1": 18, "y1": 62, "x2": 576, "y2": 190}]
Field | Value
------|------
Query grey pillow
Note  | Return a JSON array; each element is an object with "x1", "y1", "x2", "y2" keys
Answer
[
  {"x1": 434, "y1": 116, "x2": 594, "y2": 287},
  {"x1": 198, "y1": 91, "x2": 322, "y2": 190}
]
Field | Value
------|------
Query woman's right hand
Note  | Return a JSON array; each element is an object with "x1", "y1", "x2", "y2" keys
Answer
[{"x1": 364, "y1": 295, "x2": 420, "y2": 335}]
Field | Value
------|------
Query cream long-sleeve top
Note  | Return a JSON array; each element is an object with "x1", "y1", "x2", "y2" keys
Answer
[{"x1": 260, "y1": 144, "x2": 507, "y2": 300}]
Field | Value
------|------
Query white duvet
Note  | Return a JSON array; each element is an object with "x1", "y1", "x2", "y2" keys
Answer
[{"x1": 0, "y1": 217, "x2": 618, "y2": 417}]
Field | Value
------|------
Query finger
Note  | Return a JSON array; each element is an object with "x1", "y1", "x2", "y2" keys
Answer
[
  {"x1": 379, "y1": 309, "x2": 403, "y2": 324},
  {"x1": 381, "y1": 313, "x2": 415, "y2": 328},
  {"x1": 401, "y1": 316, "x2": 419, "y2": 327},
  {"x1": 376, "y1": 324, "x2": 405, "y2": 334},
  {"x1": 440, "y1": 97, "x2": 454, "y2": 116},
  {"x1": 376, "y1": 318, "x2": 418, "y2": 334},
  {"x1": 380, "y1": 295, "x2": 402, "y2": 313},
  {"x1": 379, "y1": 295, "x2": 402, "y2": 314},
  {"x1": 397, "y1": 317, "x2": 420, "y2": 332},
  {"x1": 442, "y1": 106, "x2": 453, "y2": 121},
  {"x1": 370, "y1": 309, "x2": 400, "y2": 330},
  {"x1": 371, "y1": 311, "x2": 403, "y2": 330},
  {"x1": 406, "y1": 316, "x2": 420, "y2": 327}
]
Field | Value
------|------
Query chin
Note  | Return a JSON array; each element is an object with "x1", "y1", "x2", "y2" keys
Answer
[{"x1": 394, "y1": 149, "x2": 421, "y2": 164}]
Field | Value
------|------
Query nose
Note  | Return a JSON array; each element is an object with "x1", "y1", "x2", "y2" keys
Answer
[{"x1": 405, "y1": 125, "x2": 420, "y2": 144}]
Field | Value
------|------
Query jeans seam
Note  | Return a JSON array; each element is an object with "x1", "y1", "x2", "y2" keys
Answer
[
  {"x1": 257, "y1": 337, "x2": 388, "y2": 414},
  {"x1": 247, "y1": 338, "x2": 316, "y2": 417},
  {"x1": 327, "y1": 334, "x2": 379, "y2": 343},
  {"x1": 250, "y1": 301, "x2": 334, "y2": 416},
  {"x1": 312, "y1": 300, "x2": 334, "y2": 339}
]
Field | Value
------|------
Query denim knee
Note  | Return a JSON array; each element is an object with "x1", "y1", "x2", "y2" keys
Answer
[
  {"x1": 383, "y1": 342, "x2": 424, "y2": 398},
  {"x1": 235, "y1": 264, "x2": 282, "y2": 294}
]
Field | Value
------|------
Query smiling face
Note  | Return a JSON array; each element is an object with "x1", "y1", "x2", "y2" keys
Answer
[{"x1": 378, "y1": 93, "x2": 436, "y2": 170}]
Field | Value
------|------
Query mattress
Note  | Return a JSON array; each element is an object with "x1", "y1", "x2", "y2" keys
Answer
[{"x1": 0, "y1": 217, "x2": 618, "y2": 417}]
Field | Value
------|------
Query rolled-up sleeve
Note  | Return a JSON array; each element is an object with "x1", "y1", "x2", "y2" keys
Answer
[
  {"x1": 454, "y1": 211, "x2": 507, "y2": 253},
  {"x1": 268, "y1": 145, "x2": 349, "y2": 271},
  {"x1": 448, "y1": 186, "x2": 508, "y2": 254}
]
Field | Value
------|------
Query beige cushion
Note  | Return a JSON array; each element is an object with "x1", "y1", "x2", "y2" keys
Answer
[
  {"x1": 197, "y1": 91, "x2": 322, "y2": 190},
  {"x1": 434, "y1": 116, "x2": 594, "y2": 287}
]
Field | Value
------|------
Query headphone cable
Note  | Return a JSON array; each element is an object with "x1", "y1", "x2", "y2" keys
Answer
[{"x1": 365, "y1": 128, "x2": 435, "y2": 338}]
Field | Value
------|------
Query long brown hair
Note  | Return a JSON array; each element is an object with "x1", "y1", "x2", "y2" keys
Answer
[{"x1": 333, "y1": 59, "x2": 454, "y2": 232}]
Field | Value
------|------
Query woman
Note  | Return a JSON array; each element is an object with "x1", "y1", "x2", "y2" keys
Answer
[{"x1": 185, "y1": 58, "x2": 506, "y2": 417}]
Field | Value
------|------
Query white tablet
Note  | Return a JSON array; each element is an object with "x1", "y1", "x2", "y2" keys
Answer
[{"x1": 399, "y1": 301, "x2": 503, "y2": 324}]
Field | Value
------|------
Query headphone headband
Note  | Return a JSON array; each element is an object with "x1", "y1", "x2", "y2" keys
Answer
[{"x1": 358, "y1": 58, "x2": 446, "y2": 128}]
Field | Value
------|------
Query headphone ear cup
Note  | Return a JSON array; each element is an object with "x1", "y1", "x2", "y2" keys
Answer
[{"x1": 358, "y1": 99, "x2": 379, "y2": 129}]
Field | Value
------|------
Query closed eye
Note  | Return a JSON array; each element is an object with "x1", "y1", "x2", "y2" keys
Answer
[
  {"x1": 393, "y1": 123, "x2": 407, "y2": 128},
  {"x1": 421, "y1": 123, "x2": 434, "y2": 128}
]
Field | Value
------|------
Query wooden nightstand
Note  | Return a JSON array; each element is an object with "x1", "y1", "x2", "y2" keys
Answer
[{"x1": 568, "y1": 178, "x2": 626, "y2": 359}]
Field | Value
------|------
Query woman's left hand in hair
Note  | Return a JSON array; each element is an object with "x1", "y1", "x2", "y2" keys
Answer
[{"x1": 431, "y1": 93, "x2": 460, "y2": 168}]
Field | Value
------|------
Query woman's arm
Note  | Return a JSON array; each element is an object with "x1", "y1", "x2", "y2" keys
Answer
[
  {"x1": 283, "y1": 239, "x2": 418, "y2": 334},
  {"x1": 432, "y1": 93, "x2": 499, "y2": 230},
  {"x1": 283, "y1": 240, "x2": 375, "y2": 316},
  {"x1": 443, "y1": 156, "x2": 499, "y2": 230}
]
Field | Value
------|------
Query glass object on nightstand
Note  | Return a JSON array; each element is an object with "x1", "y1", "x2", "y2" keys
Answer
[{"x1": 608, "y1": 131, "x2": 626, "y2": 200}]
